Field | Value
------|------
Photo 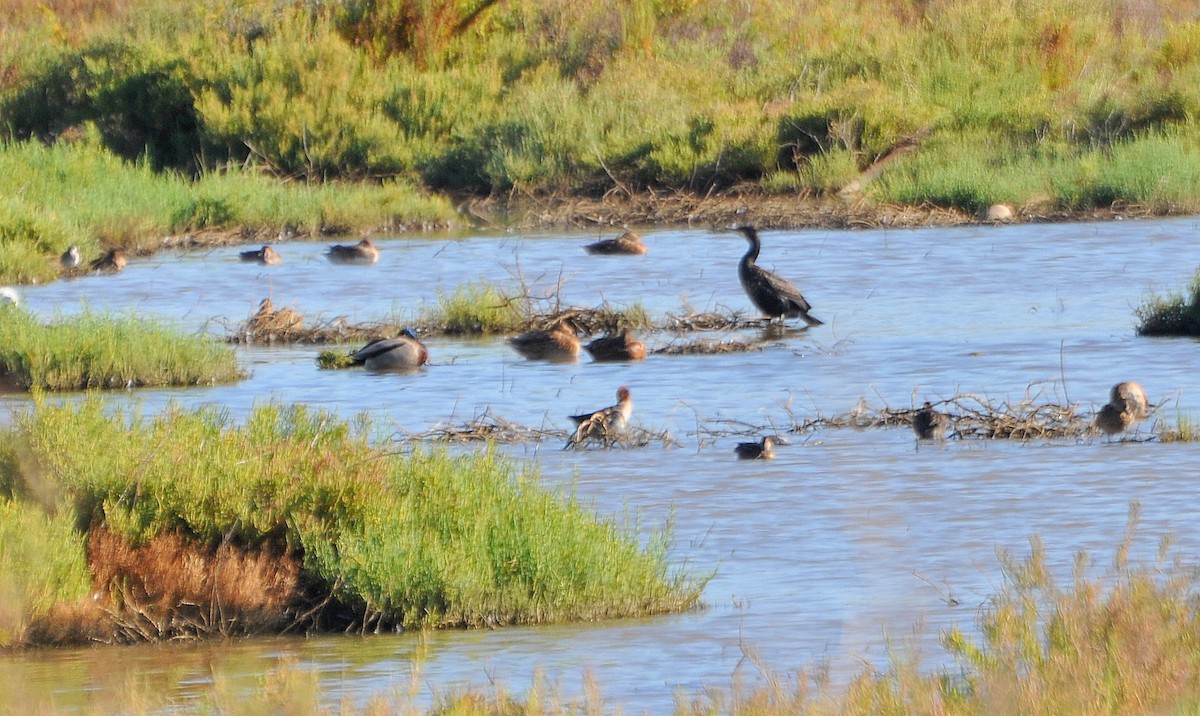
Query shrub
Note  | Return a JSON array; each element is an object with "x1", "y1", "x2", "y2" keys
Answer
[
  {"x1": 1135, "y1": 269, "x2": 1200, "y2": 337},
  {"x1": 11, "y1": 400, "x2": 704, "y2": 632}
]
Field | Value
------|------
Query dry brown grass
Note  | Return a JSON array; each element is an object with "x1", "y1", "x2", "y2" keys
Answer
[{"x1": 76, "y1": 524, "x2": 303, "y2": 643}]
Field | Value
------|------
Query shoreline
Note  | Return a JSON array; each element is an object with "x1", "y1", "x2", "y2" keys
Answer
[
  {"x1": 459, "y1": 192, "x2": 1177, "y2": 232},
  {"x1": 155, "y1": 193, "x2": 1189, "y2": 253}
]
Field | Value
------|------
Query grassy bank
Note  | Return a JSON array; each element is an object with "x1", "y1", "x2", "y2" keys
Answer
[
  {"x1": 0, "y1": 399, "x2": 703, "y2": 645},
  {"x1": 0, "y1": 303, "x2": 243, "y2": 390},
  {"x1": 0, "y1": 140, "x2": 455, "y2": 284},
  {"x1": 7, "y1": 516, "x2": 1199, "y2": 714},
  {"x1": 1, "y1": 1, "x2": 1200, "y2": 283}
]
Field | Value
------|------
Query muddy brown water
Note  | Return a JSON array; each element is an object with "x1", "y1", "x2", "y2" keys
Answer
[{"x1": 3, "y1": 217, "x2": 1200, "y2": 712}]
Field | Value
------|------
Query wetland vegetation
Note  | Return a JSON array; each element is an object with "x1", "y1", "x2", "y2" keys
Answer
[
  {"x1": 0, "y1": 399, "x2": 704, "y2": 646},
  {"x1": 4, "y1": 0, "x2": 1200, "y2": 283},
  {"x1": 1135, "y1": 270, "x2": 1200, "y2": 337},
  {"x1": 4, "y1": 1, "x2": 1200, "y2": 713},
  {"x1": 10, "y1": 514, "x2": 1200, "y2": 715},
  {"x1": 0, "y1": 303, "x2": 243, "y2": 390}
]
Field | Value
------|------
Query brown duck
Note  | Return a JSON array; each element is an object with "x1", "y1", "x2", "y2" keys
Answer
[
  {"x1": 584, "y1": 230, "x2": 647, "y2": 255},
  {"x1": 326, "y1": 238, "x2": 379, "y2": 265},
  {"x1": 509, "y1": 321, "x2": 580, "y2": 361},
  {"x1": 89, "y1": 248, "x2": 127, "y2": 273},
  {"x1": 734, "y1": 436, "x2": 777, "y2": 460},
  {"x1": 584, "y1": 331, "x2": 647, "y2": 362},
  {"x1": 240, "y1": 245, "x2": 283, "y2": 265}
]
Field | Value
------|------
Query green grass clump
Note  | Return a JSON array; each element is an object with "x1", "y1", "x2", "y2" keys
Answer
[
  {"x1": 0, "y1": 498, "x2": 93, "y2": 647},
  {"x1": 424, "y1": 283, "x2": 529, "y2": 335},
  {"x1": 0, "y1": 304, "x2": 243, "y2": 390},
  {"x1": 1135, "y1": 270, "x2": 1200, "y2": 337},
  {"x1": 315, "y1": 348, "x2": 357, "y2": 369},
  {"x1": 1156, "y1": 413, "x2": 1200, "y2": 442},
  {"x1": 12, "y1": 399, "x2": 703, "y2": 630}
]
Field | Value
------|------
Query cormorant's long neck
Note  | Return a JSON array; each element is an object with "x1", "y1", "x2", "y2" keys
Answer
[{"x1": 739, "y1": 229, "x2": 761, "y2": 269}]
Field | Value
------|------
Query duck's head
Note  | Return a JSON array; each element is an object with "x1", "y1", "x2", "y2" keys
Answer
[{"x1": 616, "y1": 386, "x2": 631, "y2": 402}]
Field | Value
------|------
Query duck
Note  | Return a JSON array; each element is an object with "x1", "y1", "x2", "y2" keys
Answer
[
  {"x1": 1093, "y1": 381, "x2": 1149, "y2": 438},
  {"x1": 584, "y1": 230, "x2": 648, "y2": 256},
  {"x1": 734, "y1": 226, "x2": 822, "y2": 326},
  {"x1": 912, "y1": 401, "x2": 948, "y2": 440},
  {"x1": 89, "y1": 248, "x2": 127, "y2": 273},
  {"x1": 240, "y1": 245, "x2": 282, "y2": 265},
  {"x1": 326, "y1": 238, "x2": 379, "y2": 265},
  {"x1": 509, "y1": 321, "x2": 580, "y2": 361},
  {"x1": 565, "y1": 386, "x2": 633, "y2": 449},
  {"x1": 0, "y1": 286, "x2": 19, "y2": 306},
  {"x1": 735, "y1": 436, "x2": 777, "y2": 460},
  {"x1": 348, "y1": 328, "x2": 428, "y2": 371},
  {"x1": 584, "y1": 331, "x2": 647, "y2": 362},
  {"x1": 60, "y1": 245, "x2": 82, "y2": 270}
]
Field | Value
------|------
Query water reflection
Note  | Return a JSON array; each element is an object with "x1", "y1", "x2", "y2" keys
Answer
[{"x1": 3, "y1": 217, "x2": 1200, "y2": 712}]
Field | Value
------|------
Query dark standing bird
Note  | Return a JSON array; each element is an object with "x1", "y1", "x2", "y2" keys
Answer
[
  {"x1": 240, "y1": 245, "x2": 282, "y2": 265},
  {"x1": 584, "y1": 331, "x2": 647, "y2": 362},
  {"x1": 326, "y1": 238, "x2": 379, "y2": 265},
  {"x1": 584, "y1": 230, "x2": 648, "y2": 255},
  {"x1": 565, "y1": 386, "x2": 633, "y2": 449},
  {"x1": 348, "y1": 328, "x2": 428, "y2": 371},
  {"x1": 90, "y1": 248, "x2": 127, "y2": 273},
  {"x1": 912, "y1": 401, "x2": 948, "y2": 440},
  {"x1": 735, "y1": 436, "x2": 777, "y2": 460},
  {"x1": 734, "y1": 226, "x2": 822, "y2": 326},
  {"x1": 1093, "y1": 381, "x2": 1149, "y2": 438},
  {"x1": 509, "y1": 321, "x2": 580, "y2": 361}
]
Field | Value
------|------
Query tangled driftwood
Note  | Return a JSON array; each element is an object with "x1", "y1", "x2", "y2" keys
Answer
[
  {"x1": 784, "y1": 393, "x2": 1094, "y2": 441},
  {"x1": 392, "y1": 409, "x2": 680, "y2": 449}
]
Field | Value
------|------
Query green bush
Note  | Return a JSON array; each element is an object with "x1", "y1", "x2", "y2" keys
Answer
[
  {"x1": 1, "y1": 40, "x2": 202, "y2": 172},
  {"x1": 14, "y1": 399, "x2": 704, "y2": 629}
]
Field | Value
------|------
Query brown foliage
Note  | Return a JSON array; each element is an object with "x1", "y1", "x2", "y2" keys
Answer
[{"x1": 84, "y1": 525, "x2": 303, "y2": 642}]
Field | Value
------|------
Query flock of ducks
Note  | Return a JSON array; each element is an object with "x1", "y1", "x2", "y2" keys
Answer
[{"x1": 5, "y1": 227, "x2": 1153, "y2": 453}]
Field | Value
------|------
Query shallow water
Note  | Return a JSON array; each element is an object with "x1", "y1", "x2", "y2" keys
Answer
[{"x1": 3, "y1": 216, "x2": 1200, "y2": 712}]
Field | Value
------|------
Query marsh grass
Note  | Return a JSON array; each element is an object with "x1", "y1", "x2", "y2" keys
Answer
[
  {"x1": 21, "y1": 511, "x2": 1200, "y2": 714},
  {"x1": 0, "y1": 304, "x2": 243, "y2": 390},
  {"x1": 6, "y1": 0, "x2": 1200, "y2": 226},
  {"x1": 0, "y1": 140, "x2": 455, "y2": 284},
  {"x1": 1155, "y1": 413, "x2": 1200, "y2": 443},
  {"x1": 423, "y1": 282, "x2": 529, "y2": 335},
  {"x1": 1135, "y1": 270, "x2": 1200, "y2": 337},
  {"x1": 2, "y1": 399, "x2": 702, "y2": 641},
  {"x1": 0, "y1": 498, "x2": 93, "y2": 647}
]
